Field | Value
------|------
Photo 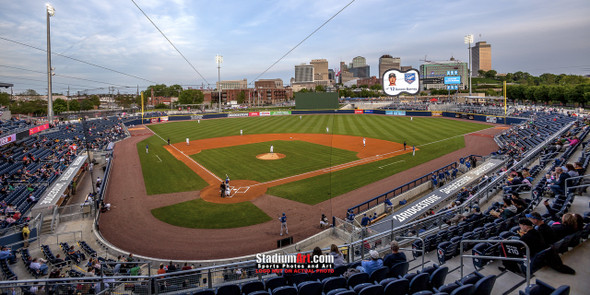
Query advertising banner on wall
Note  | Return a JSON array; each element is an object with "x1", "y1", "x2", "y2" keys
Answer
[
  {"x1": 228, "y1": 113, "x2": 249, "y2": 117},
  {"x1": 249, "y1": 112, "x2": 260, "y2": 117},
  {"x1": 29, "y1": 123, "x2": 50, "y2": 135},
  {"x1": 354, "y1": 110, "x2": 364, "y2": 114},
  {"x1": 151, "y1": 118, "x2": 159, "y2": 123},
  {"x1": 0, "y1": 133, "x2": 16, "y2": 147},
  {"x1": 270, "y1": 111, "x2": 291, "y2": 116},
  {"x1": 431, "y1": 111, "x2": 442, "y2": 117},
  {"x1": 386, "y1": 110, "x2": 406, "y2": 116},
  {"x1": 160, "y1": 116, "x2": 169, "y2": 122},
  {"x1": 486, "y1": 116, "x2": 497, "y2": 123},
  {"x1": 260, "y1": 111, "x2": 271, "y2": 116},
  {"x1": 364, "y1": 110, "x2": 373, "y2": 114},
  {"x1": 444, "y1": 76, "x2": 461, "y2": 84},
  {"x1": 382, "y1": 69, "x2": 420, "y2": 96}
]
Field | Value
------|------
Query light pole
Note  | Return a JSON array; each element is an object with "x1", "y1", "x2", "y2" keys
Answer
[
  {"x1": 46, "y1": 3, "x2": 55, "y2": 122},
  {"x1": 216, "y1": 54, "x2": 223, "y2": 112},
  {"x1": 464, "y1": 34, "x2": 474, "y2": 97}
]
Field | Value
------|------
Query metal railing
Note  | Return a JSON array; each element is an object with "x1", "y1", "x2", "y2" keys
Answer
[{"x1": 459, "y1": 239, "x2": 531, "y2": 288}]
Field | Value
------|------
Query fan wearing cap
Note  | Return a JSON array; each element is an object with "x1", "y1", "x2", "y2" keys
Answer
[
  {"x1": 358, "y1": 250, "x2": 383, "y2": 276},
  {"x1": 527, "y1": 212, "x2": 556, "y2": 245},
  {"x1": 499, "y1": 218, "x2": 547, "y2": 273}
]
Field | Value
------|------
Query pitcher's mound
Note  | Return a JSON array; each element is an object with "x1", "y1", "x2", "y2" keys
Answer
[{"x1": 256, "y1": 153, "x2": 286, "y2": 160}]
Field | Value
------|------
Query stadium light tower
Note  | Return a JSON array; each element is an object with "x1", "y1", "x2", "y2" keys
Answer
[
  {"x1": 46, "y1": 3, "x2": 56, "y2": 122},
  {"x1": 464, "y1": 34, "x2": 474, "y2": 97},
  {"x1": 216, "y1": 54, "x2": 223, "y2": 112}
]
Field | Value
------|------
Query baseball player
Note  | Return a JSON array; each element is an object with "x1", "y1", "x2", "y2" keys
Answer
[
  {"x1": 412, "y1": 145, "x2": 416, "y2": 156},
  {"x1": 240, "y1": 129, "x2": 243, "y2": 136},
  {"x1": 363, "y1": 137, "x2": 366, "y2": 147},
  {"x1": 279, "y1": 213, "x2": 288, "y2": 236},
  {"x1": 270, "y1": 145, "x2": 274, "y2": 154},
  {"x1": 145, "y1": 144, "x2": 149, "y2": 153},
  {"x1": 186, "y1": 138, "x2": 189, "y2": 146},
  {"x1": 326, "y1": 127, "x2": 329, "y2": 133}
]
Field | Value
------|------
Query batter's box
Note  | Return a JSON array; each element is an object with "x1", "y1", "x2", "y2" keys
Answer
[{"x1": 235, "y1": 186, "x2": 250, "y2": 194}]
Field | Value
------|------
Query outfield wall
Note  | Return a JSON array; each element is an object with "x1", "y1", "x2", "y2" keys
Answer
[{"x1": 124, "y1": 110, "x2": 528, "y2": 127}]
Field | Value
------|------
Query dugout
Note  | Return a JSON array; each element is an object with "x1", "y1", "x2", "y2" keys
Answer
[{"x1": 295, "y1": 92, "x2": 339, "y2": 109}]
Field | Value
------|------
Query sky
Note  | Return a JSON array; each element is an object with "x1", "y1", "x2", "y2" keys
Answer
[{"x1": 1, "y1": 0, "x2": 589, "y2": 95}]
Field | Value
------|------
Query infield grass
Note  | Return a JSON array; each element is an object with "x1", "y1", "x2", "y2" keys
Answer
[
  {"x1": 151, "y1": 199, "x2": 271, "y2": 229},
  {"x1": 191, "y1": 140, "x2": 358, "y2": 182}
]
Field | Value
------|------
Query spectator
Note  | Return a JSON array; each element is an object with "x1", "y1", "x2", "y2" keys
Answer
[
  {"x1": 30, "y1": 258, "x2": 49, "y2": 275},
  {"x1": 320, "y1": 214, "x2": 329, "y2": 229},
  {"x1": 358, "y1": 250, "x2": 383, "y2": 276},
  {"x1": 552, "y1": 213, "x2": 578, "y2": 241},
  {"x1": 490, "y1": 199, "x2": 517, "y2": 220},
  {"x1": 527, "y1": 212, "x2": 556, "y2": 245},
  {"x1": 549, "y1": 167, "x2": 570, "y2": 195},
  {"x1": 0, "y1": 246, "x2": 16, "y2": 263},
  {"x1": 499, "y1": 218, "x2": 547, "y2": 273},
  {"x1": 329, "y1": 244, "x2": 346, "y2": 268},
  {"x1": 383, "y1": 241, "x2": 407, "y2": 268},
  {"x1": 167, "y1": 261, "x2": 177, "y2": 272},
  {"x1": 181, "y1": 262, "x2": 192, "y2": 271},
  {"x1": 157, "y1": 263, "x2": 166, "y2": 274}
]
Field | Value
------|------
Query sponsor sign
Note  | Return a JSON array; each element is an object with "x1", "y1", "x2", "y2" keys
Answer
[
  {"x1": 270, "y1": 111, "x2": 291, "y2": 116},
  {"x1": 444, "y1": 76, "x2": 461, "y2": 85},
  {"x1": 228, "y1": 113, "x2": 249, "y2": 117},
  {"x1": 0, "y1": 133, "x2": 16, "y2": 147},
  {"x1": 446, "y1": 85, "x2": 459, "y2": 90},
  {"x1": 160, "y1": 116, "x2": 169, "y2": 122},
  {"x1": 422, "y1": 77, "x2": 443, "y2": 84},
  {"x1": 29, "y1": 123, "x2": 50, "y2": 135},
  {"x1": 249, "y1": 112, "x2": 260, "y2": 117},
  {"x1": 191, "y1": 115, "x2": 203, "y2": 120},
  {"x1": 386, "y1": 110, "x2": 406, "y2": 116},
  {"x1": 354, "y1": 110, "x2": 364, "y2": 114},
  {"x1": 256, "y1": 253, "x2": 334, "y2": 274},
  {"x1": 364, "y1": 110, "x2": 373, "y2": 114},
  {"x1": 372, "y1": 159, "x2": 503, "y2": 230},
  {"x1": 383, "y1": 69, "x2": 420, "y2": 96},
  {"x1": 37, "y1": 155, "x2": 88, "y2": 207},
  {"x1": 150, "y1": 118, "x2": 159, "y2": 123},
  {"x1": 486, "y1": 116, "x2": 497, "y2": 123},
  {"x1": 260, "y1": 111, "x2": 271, "y2": 117},
  {"x1": 431, "y1": 111, "x2": 442, "y2": 117}
]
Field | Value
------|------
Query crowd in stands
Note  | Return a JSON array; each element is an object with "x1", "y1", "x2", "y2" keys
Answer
[{"x1": 0, "y1": 116, "x2": 127, "y2": 230}]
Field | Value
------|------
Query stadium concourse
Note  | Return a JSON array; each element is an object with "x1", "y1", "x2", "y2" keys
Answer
[{"x1": 0, "y1": 107, "x2": 589, "y2": 295}]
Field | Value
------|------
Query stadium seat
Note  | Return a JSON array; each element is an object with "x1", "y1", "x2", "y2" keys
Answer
[
  {"x1": 325, "y1": 288, "x2": 348, "y2": 295},
  {"x1": 297, "y1": 281, "x2": 321, "y2": 295},
  {"x1": 369, "y1": 266, "x2": 389, "y2": 284},
  {"x1": 217, "y1": 284, "x2": 241, "y2": 295},
  {"x1": 289, "y1": 273, "x2": 308, "y2": 286},
  {"x1": 449, "y1": 284, "x2": 474, "y2": 295},
  {"x1": 519, "y1": 279, "x2": 570, "y2": 295},
  {"x1": 266, "y1": 277, "x2": 286, "y2": 292},
  {"x1": 242, "y1": 281, "x2": 265, "y2": 295},
  {"x1": 248, "y1": 291, "x2": 270, "y2": 295},
  {"x1": 383, "y1": 279, "x2": 409, "y2": 295},
  {"x1": 271, "y1": 285, "x2": 297, "y2": 295},
  {"x1": 389, "y1": 261, "x2": 409, "y2": 278},
  {"x1": 347, "y1": 272, "x2": 369, "y2": 288},
  {"x1": 472, "y1": 275, "x2": 496, "y2": 295},
  {"x1": 409, "y1": 273, "x2": 430, "y2": 294},
  {"x1": 353, "y1": 283, "x2": 374, "y2": 294},
  {"x1": 429, "y1": 266, "x2": 449, "y2": 290},
  {"x1": 358, "y1": 284, "x2": 384, "y2": 295},
  {"x1": 193, "y1": 289, "x2": 215, "y2": 295},
  {"x1": 322, "y1": 277, "x2": 346, "y2": 293}
]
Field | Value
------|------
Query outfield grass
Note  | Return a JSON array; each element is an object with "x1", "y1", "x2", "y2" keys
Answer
[
  {"x1": 191, "y1": 140, "x2": 358, "y2": 182},
  {"x1": 145, "y1": 116, "x2": 489, "y2": 200},
  {"x1": 151, "y1": 199, "x2": 272, "y2": 229},
  {"x1": 137, "y1": 136, "x2": 209, "y2": 195}
]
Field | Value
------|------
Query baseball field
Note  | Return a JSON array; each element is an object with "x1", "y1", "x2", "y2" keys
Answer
[{"x1": 136, "y1": 114, "x2": 491, "y2": 229}]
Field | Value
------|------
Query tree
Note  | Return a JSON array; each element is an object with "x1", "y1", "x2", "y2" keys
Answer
[
  {"x1": 167, "y1": 84, "x2": 183, "y2": 97},
  {"x1": 89, "y1": 95, "x2": 101, "y2": 107},
  {"x1": 53, "y1": 98, "x2": 67, "y2": 114},
  {"x1": 0, "y1": 92, "x2": 10, "y2": 106},
  {"x1": 548, "y1": 86, "x2": 565, "y2": 105},
  {"x1": 524, "y1": 86, "x2": 536, "y2": 102},
  {"x1": 507, "y1": 85, "x2": 524, "y2": 102},
  {"x1": 80, "y1": 99, "x2": 94, "y2": 110},
  {"x1": 69, "y1": 100, "x2": 80, "y2": 112},
  {"x1": 20, "y1": 89, "x2": 40, "y2": 96},
  {"x1": 478, "y1": 70, "x2": 486, "y2": 77},
  {"x1": 315, "y1": 85, "x2": 326, "y2": 92},
  {"x1": 534, "y1": 85, "x2": 550, "y2": 104},
  {"x1": 484, "y1": 70, "x2": 497, "y2": 79},
  {"x1": 237, "y1": 91, "x2": 246, "y2": 104},
  {"x1": 154, "y1": 103, "x2": 167, "y2": 109},
  {"x1": 178, "y1": 89, "x2": 204, "y2": 105},
  {"x1": 370, "y1": 84, "x2": 381, "y2": 90}
]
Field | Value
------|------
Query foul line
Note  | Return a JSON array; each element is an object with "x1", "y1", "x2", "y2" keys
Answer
[
  {"x1": 143, "y1": 125, "x2": 222, "y2": 183},
  {"x1": 379, "y1": 160, "x2": 405, "y2": 169},
  {"x1": 155, "y1": 155, "x2": 162, "y2": 162}
]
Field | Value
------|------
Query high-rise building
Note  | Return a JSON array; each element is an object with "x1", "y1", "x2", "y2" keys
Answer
[
  {"x1": 255, "y1": 78, "x2": 283, "y2": 89},
  {"x1": 294, "y1": 64, "x2": 314, "y2": 83},
  {"x1": 349, "y1": 66, "x2": 370, "y2": 79},
  {"x1": 379, "y1": 55, "x2": 401, "y2": 78},
  {"x1": 351, "y1": 56, "x2": 366, "y2": 68},
  {"x1": 471, "y1": 41, "x2": 492, "y2": 76},
  {"x1": 310, "y1": 59, "x2": 329, "y2": 81}
]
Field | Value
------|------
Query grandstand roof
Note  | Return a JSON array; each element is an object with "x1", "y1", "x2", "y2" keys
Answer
[{"x1": 0, "y1": 82, "x2": 14, "y2": 88}]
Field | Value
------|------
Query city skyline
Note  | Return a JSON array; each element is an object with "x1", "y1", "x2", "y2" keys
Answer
[{"x1": 1, "y1": 0, "x2": 589, "y2": 94}]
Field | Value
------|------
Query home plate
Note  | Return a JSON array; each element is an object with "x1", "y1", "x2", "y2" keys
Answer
[{"x1": 236, "y1": 186, "x2": 250, "y2": 193}]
